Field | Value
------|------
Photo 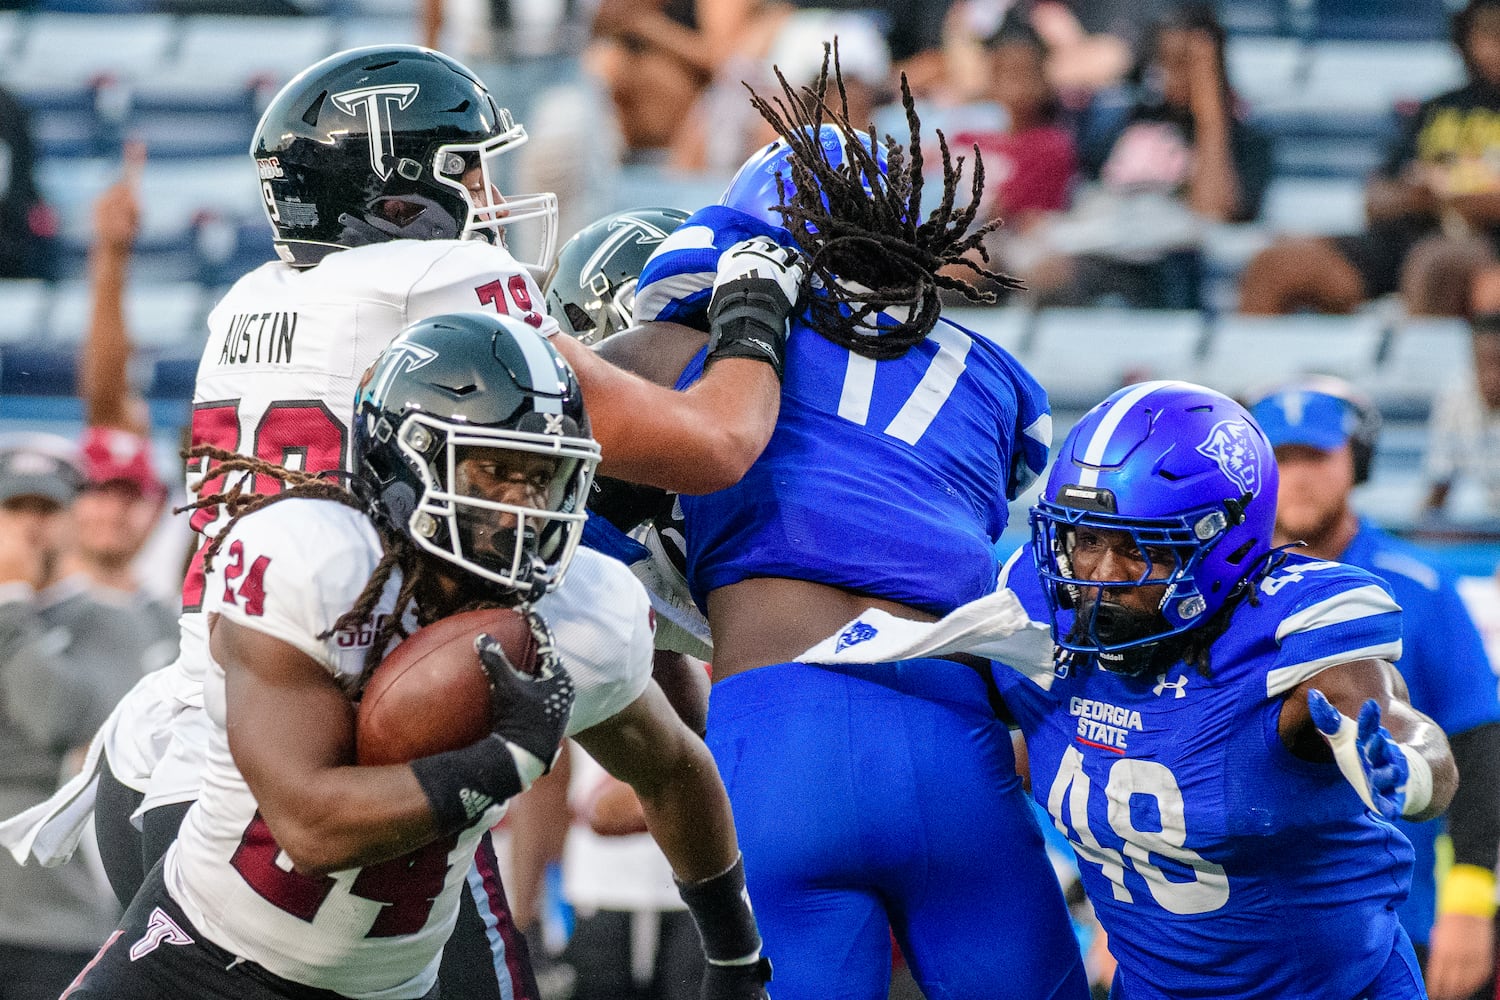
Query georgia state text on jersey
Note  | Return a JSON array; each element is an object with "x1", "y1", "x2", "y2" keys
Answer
[
  {"x1": 168, "y1": 497, "x2": 653, "y2": 1000},
  {"x1": 637, "y1": 204, "x2": 1052, "y2": 616},
  {"x1": 993, "y1": 546, "x2": 1413, "y2": 1000}
]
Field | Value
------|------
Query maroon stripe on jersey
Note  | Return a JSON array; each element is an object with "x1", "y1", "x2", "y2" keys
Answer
[{"x1": 471, "y1": 833, "x2": 540, "y2": 1000}]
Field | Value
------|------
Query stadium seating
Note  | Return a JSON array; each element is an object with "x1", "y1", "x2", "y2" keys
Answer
[{"x1": 1197, "y1": 313, "x2": 1385, "y2": 397}]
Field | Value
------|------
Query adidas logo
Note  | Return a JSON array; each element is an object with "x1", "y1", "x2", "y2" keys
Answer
[{"x1": 460, "y1": 788, "x2": 494, "y2": 820}]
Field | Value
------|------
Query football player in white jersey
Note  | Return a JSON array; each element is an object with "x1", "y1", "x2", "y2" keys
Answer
[
  {"x1": 0, "y1": 41, "x2": 800, "y2": 1000},
  {"x1": 62, "y1": 314, "x2": 771, "y2": 1000}
]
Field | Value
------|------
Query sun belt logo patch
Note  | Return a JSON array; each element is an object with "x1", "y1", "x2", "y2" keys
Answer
[
  {"x1": 835, "y1": 620, "x2": 878, "y2": 652},
  {"x1": 1196, "y1": 419, "x2": 1260, "y2": 494}
]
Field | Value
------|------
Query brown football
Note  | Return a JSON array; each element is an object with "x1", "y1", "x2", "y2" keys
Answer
[{"x1": 356, "y1": 607, "x2": 538, "y2": 766}]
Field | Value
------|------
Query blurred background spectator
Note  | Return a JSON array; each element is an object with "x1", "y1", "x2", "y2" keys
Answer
[
  {"x1": 1240, "y1": 0, "x2": 1500, "y2": 316},
  {"x1": 0, "y1": 437, "x2": 122, "y2": 1000},
  {"x1": 1015, "y1": 3, "x2": 1272, "y2": 309},
  {"x1": 0, "y1": 83, "x2": 57, "y2": 280}
]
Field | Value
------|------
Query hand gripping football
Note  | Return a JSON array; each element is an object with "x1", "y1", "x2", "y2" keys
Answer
[{"x1": 356, "y1": 607, "x2": 539, "y2": 766}]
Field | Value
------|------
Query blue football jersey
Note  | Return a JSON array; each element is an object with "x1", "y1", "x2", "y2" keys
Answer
[
  {"x1": 995, "y1": 547, "x2": 1416, "y2": 1000},
  {"x1": 646, "y1": 206, "x2": 1052, "y2": 616}
]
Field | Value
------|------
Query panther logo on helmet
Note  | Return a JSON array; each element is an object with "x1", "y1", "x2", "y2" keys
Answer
[{"x1": 1196, "y1": 420, "x2": 1262, "y2": 495}]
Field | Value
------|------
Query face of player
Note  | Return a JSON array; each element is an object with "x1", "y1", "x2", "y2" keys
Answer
[
  {"x1": 452, "y1": 445, "x2": 560, "y2": 567},
  {"x1": 1272, "y1": 443, "x2": 1354, "y2": 549},
  {"x1": 0, "y1": 494, "x2": 68, "y2": 584},
  {"x1": 72, "y1": 481, "x2": 160, "y2": 569},
  {"x1": 1062, "y1": 524, "x2": 1178, "y2": 649}
]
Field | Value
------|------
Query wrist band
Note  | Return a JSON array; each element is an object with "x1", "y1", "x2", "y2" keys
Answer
[
  {"x1": 409, "y1": 735, "x2": 524, "y2": 836},
  {"x1": 676, "y1": 854, "x2": 763, "y2": 964},
  {"x1": 1397, "y1": 742, "x2": 1434, "y2": 818},
  {"x1": 1439, "y1": 863, "x2": 1499, "y2": 919}
]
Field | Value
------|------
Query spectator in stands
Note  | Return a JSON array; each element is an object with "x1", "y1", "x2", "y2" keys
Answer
[
  {"x1": 1250, "y1": 377, "x2": 1500, "y2": 1000},
  {"x1": 0, "y1": 84, "x2": 57, "y2": 280},
  {"x1": 671, "y1": 10, "x2": 892, "y2": 175},
  {"x1": 1240, "y1": 0, "x2": 1500, "y2": 317},
  {"x1": 1421, "y1": 310, "x2": 1500, "y2": 518},
  {"x1": 971, "y1": 0, "x2": 1175, "y2": 107},
  {"x1": 0, "y1": 436, "x2": 124, "y2": 1000},
  {"x1": 947, "y1": 21, "x2": 1076, "y2": 295},
  {"x1": 590, "y1": 0, "x2": 762, "y2": 160},
  {"x1": 1018, "y1": 3, "x2": 1271, "y2": 309}
]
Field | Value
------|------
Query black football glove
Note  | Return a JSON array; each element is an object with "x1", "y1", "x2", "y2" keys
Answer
[
  {"x1": 474, "y1": 610, "x2": 573, "y2": 780},
  {"x1": 702, "y1": 957, "x2": 772, "y2": 1000},
  {"x1": 706, "y1": 236, "x2": 807, "y2": 380}
]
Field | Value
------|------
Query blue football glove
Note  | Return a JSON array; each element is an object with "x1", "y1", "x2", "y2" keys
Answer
[{"x1": 1307, "y1": 690, "x2": 1430, "y2": 820}]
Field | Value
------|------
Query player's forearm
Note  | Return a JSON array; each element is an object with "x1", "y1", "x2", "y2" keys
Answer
[
  {"x1": 1386, "y1": 702, "x2": 1458, "y2": 823},
  {"x1": 636, "y1": 734, "x2": 742, "y2": 884},
  {"x1": 255, "y1": 763, "x2": 444, "y2": 875},
  {"x1": 1447, "y1": 722, "x2": 1500, "y2": 870},
  {"x1": 561, "y1": 334, "x2": 778, "y2": 493}
]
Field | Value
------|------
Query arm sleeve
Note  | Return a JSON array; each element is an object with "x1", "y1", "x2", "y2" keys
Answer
[
  {"x1": 634, "y1": 206, "x2": 794, "y2": 328},
  {"x1": 1448, "y1": 721, "x2": 1500, "y2": 870},
  {"x1": 1266, "y1": 572, "x2": 1404, "y2": 697}
]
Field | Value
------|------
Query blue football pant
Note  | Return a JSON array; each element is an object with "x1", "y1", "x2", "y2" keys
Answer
[{"x1": 706, "y1": 658, "x2": 1089, "y2": 1000}]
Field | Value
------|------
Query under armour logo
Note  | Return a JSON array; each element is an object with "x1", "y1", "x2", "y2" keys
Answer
[
  {"x1": 543, "y1": 413, "x2": 566, "y2": 436},
  {"x1": 129, "y1": 908, "x2": 193, "y2": 961},
  {"x1": 331, "y1": 83, "x2": 421, "y2": 180},
  {"x1": 835, "y1": 620, "x2": 878, "y2": 652},
  {"x1": 1153, "y1": 673, "x2": 1190, "y2": 699}
]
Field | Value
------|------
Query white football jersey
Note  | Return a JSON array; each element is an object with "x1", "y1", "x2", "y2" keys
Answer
[
  {"x1": 175, "y1": 238, "x2": 559, "y2": 700},
  {"x1": 167, "y1": 497, "x2": 653, "y2": 999}
]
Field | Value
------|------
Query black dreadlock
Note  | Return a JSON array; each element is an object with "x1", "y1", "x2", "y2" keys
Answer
[
  {"x1": 179, "y1": 445, "x2": 496, "y2": 686},
  {"x1": 747, "y1": 40, "x2": 1021, "y2": 361}
]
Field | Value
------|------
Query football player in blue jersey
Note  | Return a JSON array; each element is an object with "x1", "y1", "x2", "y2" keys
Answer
[
  {"x1": 592, "y1": 54, "x2": 1088, "y2": 1000},
  {"x1": 1249, "y1": 377, "x2": 1500, "y2": 1000},
  {"x1": 992, "y1": 380, "x2": 1458, "y2": 1000}
]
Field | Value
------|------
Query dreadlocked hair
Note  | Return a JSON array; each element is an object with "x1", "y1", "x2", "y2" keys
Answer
[
  {"x1": 178, "y1": 445, "x2": 452, "y2": 685},
  {"x1": 747, "y1": 39, "x2": 1021, "y2": 361}
]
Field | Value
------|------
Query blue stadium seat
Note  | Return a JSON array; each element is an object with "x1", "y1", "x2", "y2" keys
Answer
[
  {"x1": 0, "y1": 14, "x2": 177, "y2": 94},
  {"x1": 1226, "y1": 37, "x2": 1303, "y2": 110},
  {"x1": 0, "y1": 280, "x2": 54, "y2": 346},
  {"x1": 45, "y1": 280, "x2": 206, "y2": 349},
  {"x1": 133, "y1": 16, "x2": 337, "y2": 112},
  {"x1": 1258, "y1": 176, "x2": 1366, "y2": 235},
  {"x1": 1219, "y1": 0, "x2": 1291, "y2": 36},
  {"x1": 1024, "y1": 308, "x2": 1206, "y2": 410},
  {"x1": 1197, "y1": 314, "x2": 1384, "y2": 397},
  {"x1": 940, "y1": 306, "x2": 1033, "y2": 359},
  {"x1": 1368, "y1": 317, "x2": 1473, "y2": 415},
  {"x1": 1307, "y1": 0, "x2": 1451, "y2": 42},
  {"x1": 335, "y1": 15, "x2": 422, "y2": 50}
]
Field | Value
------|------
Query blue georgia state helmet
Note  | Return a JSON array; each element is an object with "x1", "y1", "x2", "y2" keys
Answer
[
  {"x1": 719, "y1": 123, "x2": 888, "y2": 229},
  {"x1": 1030, "y1": 381, "x2": 1278, "y2": 662}
]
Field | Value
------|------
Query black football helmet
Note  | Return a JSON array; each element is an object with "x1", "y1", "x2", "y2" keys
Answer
[
  {"x1": 251, "y1": 45, "x2": 557, "y2": 269},
  {"x1": 544, "y1": 207, "x2": 688, "y2": 343},
  {"x1": 353, "y1": 312, "x2": 598, "y2": 599}
]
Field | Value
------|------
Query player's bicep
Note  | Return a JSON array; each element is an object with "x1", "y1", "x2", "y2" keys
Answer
[{"x1": 212, "y1": 615, "x2": 356, "y2": 816}]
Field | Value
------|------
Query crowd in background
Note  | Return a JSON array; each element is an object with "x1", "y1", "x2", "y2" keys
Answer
[{"x1": 5, "y1": 1, "x2": 1500, "y2": 999}]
